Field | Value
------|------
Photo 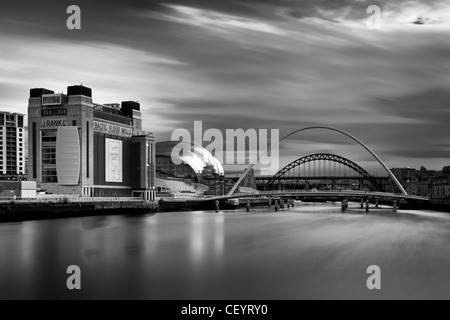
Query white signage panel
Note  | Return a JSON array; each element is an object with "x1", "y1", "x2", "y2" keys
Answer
[{"x1": 105, "y1": 138, "x2": 123, "y2": 183}]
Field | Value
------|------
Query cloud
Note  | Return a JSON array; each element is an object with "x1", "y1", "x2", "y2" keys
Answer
[
  {"x1": 369, "y1": 88, "x2": 450, "y2": 125},
  {"x1": 153, "y1": 4, "x2": 286, "y2": 35},
  {"x1": 0, "y1": 0, "x2": 449, "y2": 171}
]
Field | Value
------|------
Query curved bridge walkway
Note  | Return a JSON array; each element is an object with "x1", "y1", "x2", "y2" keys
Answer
[{"x1": 210, "y1": 190, "x2": 429, "y2": 202}]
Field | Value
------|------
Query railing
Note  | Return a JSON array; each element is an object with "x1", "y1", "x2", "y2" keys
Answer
[
  {"x1": 211, "y1": 189, "x2": 429, "y2": 201},
  {"x1": 0, "y1": 196, "x2": 145, "y2": 203},
  {"x1": 70, "y1": 197, "x2": 144, "y2": 202}
]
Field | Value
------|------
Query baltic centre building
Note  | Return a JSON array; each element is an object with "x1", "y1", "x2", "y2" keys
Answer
[{"x1": 28, "y1": 85, "x2": 156, "y2": 200}]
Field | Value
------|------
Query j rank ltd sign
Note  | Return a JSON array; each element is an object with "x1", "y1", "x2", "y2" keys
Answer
[
  {"x1": 93, "y1": 121, "x2": 133, "y2": 138},
  {"x1": 41, "y1": 119, "x2": 68, "y2": 128}
]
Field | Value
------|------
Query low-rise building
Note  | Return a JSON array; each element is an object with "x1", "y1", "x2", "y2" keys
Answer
[
  {"x1": 430, "y1": 166, "x2": 450, "y2": 200},
  {"x1": 0, "y1": 181, "x2": 36, "y2": 199},
  {"x1": 391, "y1": 166, "x2": 437, "y2": 197}
]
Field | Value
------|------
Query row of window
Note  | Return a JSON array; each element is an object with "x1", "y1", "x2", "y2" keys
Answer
[
  {"x1": 42, "y1": 130, "x2": 57, "y2": 183},
  {"x1": 0, "y1": 157, "x2": 23, "y2": 165},
  {"x1": 0, "y1": 148, "x2": 24, "y2": 153},
  {"x1": 68, "y1": 107, "x2": 79, "y2": 117},
  {"x1": 29, "y1": 108, "x2": 40, "y2": 119},
  {"x1": 0, "y1": 115, "x2": 24, "y2": 128},
  {"x1": 0, "y1": 143, "x2": 23, "y2": 146},
  {"x1": 0, "y1": 163, "x2": 24, "y2": 168},
  {"x1": 0, "y1": 133, "x2": 23, "y2": 136},
  {"x1": 42, "y1": 108, "x2": 67, "y2": 116}
]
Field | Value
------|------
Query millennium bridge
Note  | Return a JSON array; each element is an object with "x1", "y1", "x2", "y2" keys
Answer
[{"x1": 212, "y1": 126, "x2": 429, "y2": 206}]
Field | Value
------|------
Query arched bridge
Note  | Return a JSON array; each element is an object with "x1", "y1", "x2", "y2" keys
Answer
[
  {"x1": 264, "y1": 153, "x2": 383, "y2": 191},
  {"x1": 228, "y1": 126, "x2": 408, "y2": 196}
]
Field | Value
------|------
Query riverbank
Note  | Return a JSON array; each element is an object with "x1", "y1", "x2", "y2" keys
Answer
[
  {"x1": 428, "y1": 200, "x2": 450, "y2": 213},
  {"x1": 1, "y1": 197, "x2": 449, "y2": 223},
  {"x1": 0, "y1": 201, "x2": 157, "y2": 222}
]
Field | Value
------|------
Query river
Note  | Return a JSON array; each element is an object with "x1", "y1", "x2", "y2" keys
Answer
[{"x1": 1, "y1": 202, "x2": 450, "y2": 299}]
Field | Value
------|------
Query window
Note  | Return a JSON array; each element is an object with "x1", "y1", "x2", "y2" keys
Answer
[
  {"x1": 86, "y1": 121, "x2": 89, "y2": 178},
  {"x1": 41, "y1": 130, "x2": 58, "y2": 183},
  {"x1": 32, "y1": 122, "x2": 37, "y2": 179},
  {"x1": 42, "y1": 94, "x2": 62, "y2": 106}
]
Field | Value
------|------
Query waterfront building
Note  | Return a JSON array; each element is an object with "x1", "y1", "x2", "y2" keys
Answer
[
  {"x1": 430, "y1": 166, "x2": 450, "y2": 200},
  {"x1": 0, "y1": 112, "x2": 26, "y2": 179},
  {"x1": 155, "y1": 141, "x2": 230, "y2": 195},
  {"x1": 27, "y1": 85, "x2": 156, "y2": 200},
  {"x1": 391, "y1": 167, "x2": 419, "y2": 195},
  {"x1": 391, "y1": 166, "x2": 437, "y2": 197}
]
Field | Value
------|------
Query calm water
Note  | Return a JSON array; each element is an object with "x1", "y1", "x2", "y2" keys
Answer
[{"x1": 1, "y1": 202, "x2": 450, "y2": 300}]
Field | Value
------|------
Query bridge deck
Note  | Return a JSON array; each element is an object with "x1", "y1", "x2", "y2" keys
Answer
[{"x1": 210, "y1": 190, "x2": 429, "y2": 201}]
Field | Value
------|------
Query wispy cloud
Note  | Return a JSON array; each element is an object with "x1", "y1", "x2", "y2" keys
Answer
[
  {"x1": 148, "y1": 3, "x2": 286, "y2": 36},
  {"x1": 0, "y1": 0, "x2": 449, "y2": 170}
]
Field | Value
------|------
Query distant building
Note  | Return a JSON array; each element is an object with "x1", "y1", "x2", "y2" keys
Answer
[
  {"x1": 0, "y1": 112, "x2": 26, "y2": 179},
  {"x1": 430, "y1": 166, "x2": 450, "y2": 200},
  {"x1": 0, "y1": 181, "x2": 36, "y2": 199},
  {"x1": 391, "y1": 167, "x2": 419, "y2": 195},
  {"x1": 391, "y1": 166, "x2": 437, "y2": 197},
  {"x1": 155, "y1": 141, "x2": 231, "y2": 195},
  {"x1": 27, "y1": 85, "x2": 156, "y2": 200}
]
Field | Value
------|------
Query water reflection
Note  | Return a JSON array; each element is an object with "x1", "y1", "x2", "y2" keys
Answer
[
  {"x1": 189, "y1": 213, "x2": 224, "y2": 268},
  {"x1": 1, "y1": 203, "x2": 450, "y2": 299}
]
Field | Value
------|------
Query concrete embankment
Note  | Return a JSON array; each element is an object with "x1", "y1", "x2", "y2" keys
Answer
[
  {"x1": 0, "y1": 201, "x2": 158, "y2": 222},
  {"x1": 158, "y1": 197, "x2": 288, "y2": 212},
  {"x1": 428, "y1": 200, "x2": 450, "y2": 213}
]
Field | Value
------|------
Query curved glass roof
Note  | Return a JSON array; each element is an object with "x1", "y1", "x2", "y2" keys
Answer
[{"x1": 156, "y1": 141, "x2": 224, "y2": 176}]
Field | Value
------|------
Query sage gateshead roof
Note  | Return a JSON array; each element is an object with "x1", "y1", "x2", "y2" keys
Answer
[{"x1": 156, "y1": 141, "x2": 224, "y2": 179}]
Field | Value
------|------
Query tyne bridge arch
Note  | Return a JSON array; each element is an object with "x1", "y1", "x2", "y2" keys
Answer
[{"x1": 228, "y1": 126, "x2": 407, "y2": 196}]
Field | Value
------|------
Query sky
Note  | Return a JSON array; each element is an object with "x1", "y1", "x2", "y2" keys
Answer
[{"x1": 0, "y1": 0, "x2": 449, "y2": 173}]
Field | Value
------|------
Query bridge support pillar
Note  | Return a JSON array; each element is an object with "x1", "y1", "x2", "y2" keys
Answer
[
  {"x1": 291, "y1": 200, "x2": 295, "y2": 208},
  {"x1": 366, "y1": 200, "x2": 369, "y2": 213},
  {"x1": 215, "y1": 200, "x2": 220, "y2": 213},
  {"x1": 341, "y1": 199, "x2": 348, "y2": 212},
  {"x1": 360, "y1": 199, "x2": 364, "y2": 209},
  {"x1": 393, "y1": 200, "x2": 398, "y2": 213},
  {"x1": 375, "y1": 198, "x2": 379, "y2": 208},
  {"x1": 268, "y1": 198, "x2": 272, "y2": 209},
  {"x1": 246, "y1": 200, "x2": 251, "y2": 212},
  {"x1": 275, "y1": 200, "x2": 279, "y2": 212}
]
